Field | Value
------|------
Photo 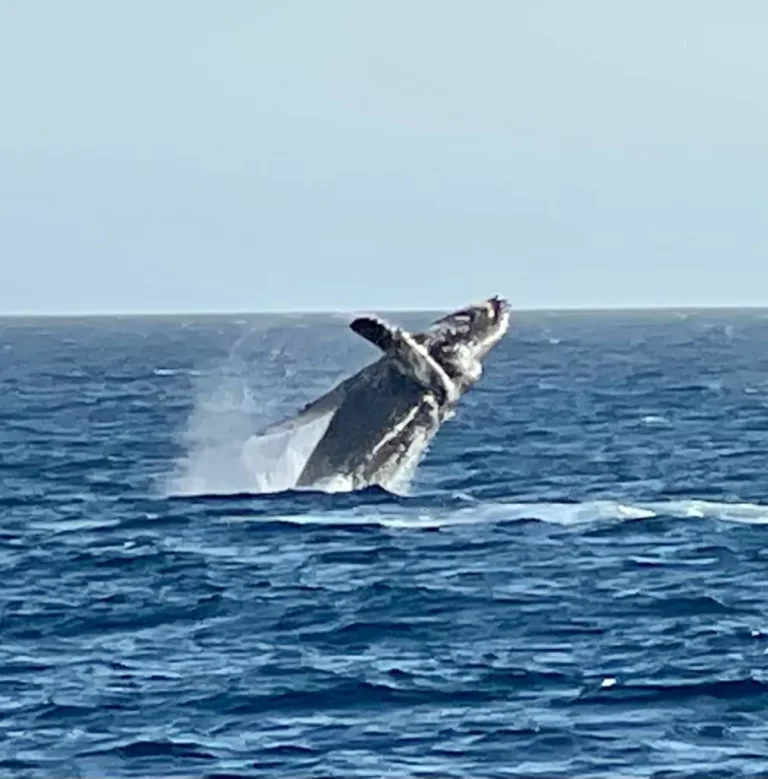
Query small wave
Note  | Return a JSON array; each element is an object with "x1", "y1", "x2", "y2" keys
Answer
[
  {"x1": 198, "y1": 678, "x2": 499, "y2": 716},
  {"x1": 0, "y1": 759, "x2": 37, "y2": 773},
  {"x1": 577, "y1": 676, "x2": 768, "y2": 704},
  {"x1": 82, "y1": 739, "x2": 216, "y2": 761}
]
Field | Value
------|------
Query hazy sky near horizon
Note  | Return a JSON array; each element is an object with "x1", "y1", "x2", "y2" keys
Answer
[{"x1": 1, "y1": 1, "x2": 767, "y2": 314}]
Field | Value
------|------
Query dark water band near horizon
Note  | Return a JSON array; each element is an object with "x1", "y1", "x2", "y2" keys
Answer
[{"x1": 3, "y1": 309, "x2": 768, "y2": 778}]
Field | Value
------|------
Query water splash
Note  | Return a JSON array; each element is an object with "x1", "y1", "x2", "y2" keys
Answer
[
  {"x1": 162, "y1": 341, "x2": 339, "y2": 496},
  {"x1": 160, "y1": 345, "x2": 434, "y2": 497},
  {"x1": 239, "y1": 413, "x2": 335, "y2": 494}
]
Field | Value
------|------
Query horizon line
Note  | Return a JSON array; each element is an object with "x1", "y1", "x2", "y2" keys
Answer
[{"x1": 3, "y1": 302, "x2": 768, "y2": 319}]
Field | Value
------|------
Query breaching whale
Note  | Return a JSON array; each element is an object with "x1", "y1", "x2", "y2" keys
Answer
[{"x1": 259, "y1": 296, "x2": 511, "y2": 491}]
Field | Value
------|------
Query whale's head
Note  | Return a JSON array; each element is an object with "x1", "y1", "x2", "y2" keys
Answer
[{"x1": 427, "y1": 296, "x2": 510, "y2": 385}]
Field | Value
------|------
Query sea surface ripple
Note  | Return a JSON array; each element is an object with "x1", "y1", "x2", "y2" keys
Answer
[{"x1": 2, "y1": 310, "x2": 768, "y2": 778}]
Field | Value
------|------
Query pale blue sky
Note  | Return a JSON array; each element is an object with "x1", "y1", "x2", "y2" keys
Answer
[{"x1": 1, "y1": 1, "x2": 766, "y2": 314}]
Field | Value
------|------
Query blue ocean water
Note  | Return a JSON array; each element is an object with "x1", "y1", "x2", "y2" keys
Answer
[{"x1": 3, "y1": 309, "x2": 768, "y2": 778}]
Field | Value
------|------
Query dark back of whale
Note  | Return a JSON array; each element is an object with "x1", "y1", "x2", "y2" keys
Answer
[{"x1": 295, "y1": 360, "x2": 433, "y2": 489}]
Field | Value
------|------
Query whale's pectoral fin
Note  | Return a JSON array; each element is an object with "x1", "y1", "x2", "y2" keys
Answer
[
  {"x1": 350, "y1": 316, "x2": 396, "y2": 353},
  {"x1": 350, "y1": 316, "x2": 458, "y2": 405}
]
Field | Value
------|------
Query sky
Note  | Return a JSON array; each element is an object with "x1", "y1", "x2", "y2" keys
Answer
[{"x1": 1, "y1": 1, "x2": 766, "y2": 315}]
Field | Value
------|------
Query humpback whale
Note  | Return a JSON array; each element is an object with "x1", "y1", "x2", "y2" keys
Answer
[{"x1": 260, "y1": 296, "x2": 511, "y2": 491}]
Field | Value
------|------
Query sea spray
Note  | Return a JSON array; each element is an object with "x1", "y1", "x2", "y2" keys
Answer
[{"x1": 162, "y1": 335, "x2": 354, "y2": 495}]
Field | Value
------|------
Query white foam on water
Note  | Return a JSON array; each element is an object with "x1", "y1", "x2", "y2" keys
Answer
[
  {"x1": 647, "y1": 499, "x2": 768, "y2": 524},
  {"x1": 233, "y1": 498, "x2": 768, "y2": 530},
  {"x1": 459, "y1": 498, "x2": 768, "y2": 528},
  {"x1": 153, "y1": 367, "x2": 204, "y2": 377},
  {"x1": 310, "y1": 473, "x2": 357, "y2": 494}
]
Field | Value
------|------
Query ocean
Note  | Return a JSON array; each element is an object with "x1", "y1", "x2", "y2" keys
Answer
[{"x1": 2, "y1": 309, "x2": 768, "y2": 778}]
